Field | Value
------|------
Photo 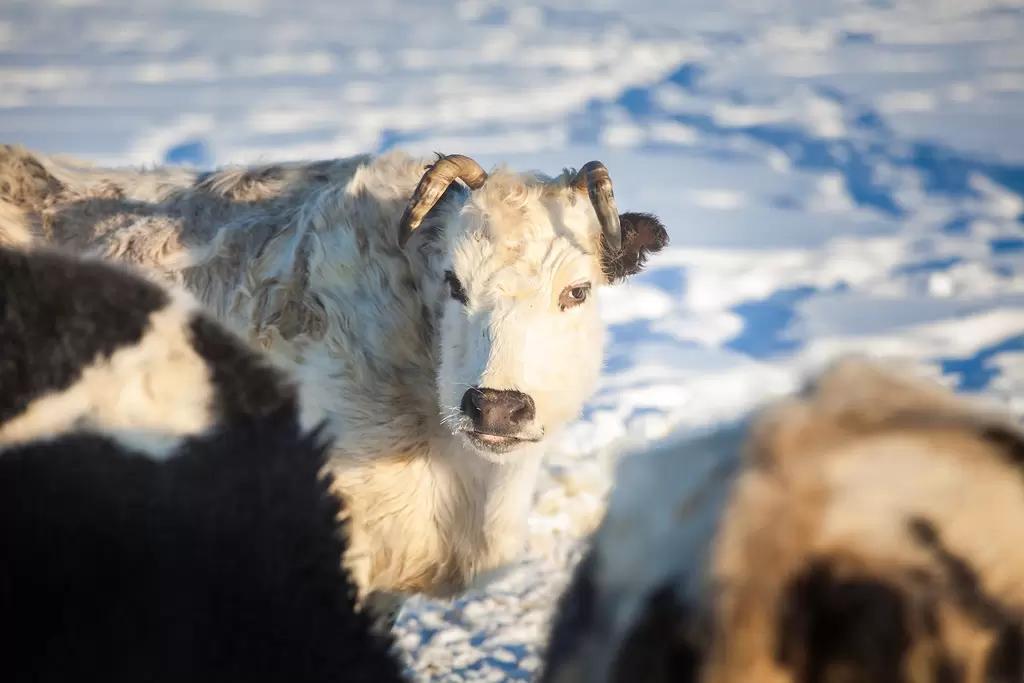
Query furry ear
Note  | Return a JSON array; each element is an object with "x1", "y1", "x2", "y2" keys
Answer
[{"x1": 602, "y1": 212, "x2": 669, "y2": 283}]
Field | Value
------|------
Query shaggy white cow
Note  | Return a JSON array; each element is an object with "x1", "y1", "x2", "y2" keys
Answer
[
  {"x1": 0, "y1": 146, "x2": 668, "y2": 606},
  {"x1": 543, "y1": 359, "x2": 1024, "y2": 683},
  {"x1": 0, "y1": 247, "x2": 402, "y2": 681}
]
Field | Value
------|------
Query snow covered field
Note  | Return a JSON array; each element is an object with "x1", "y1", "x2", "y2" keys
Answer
[{"x1": 2, "y1": 0, "x2": 1023, "y2": 679}]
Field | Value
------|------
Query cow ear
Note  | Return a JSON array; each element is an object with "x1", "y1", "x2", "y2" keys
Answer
[{"x1": 602, "y1": 212, "x2": 668, "y2": 283}]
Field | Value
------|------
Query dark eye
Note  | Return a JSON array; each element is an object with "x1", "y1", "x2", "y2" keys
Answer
[
  {"x1": 559, "y1": 282, "x2": 591, "y2": 310},
  {"x1": 445, "y1": 270, "x2": 468, "y2": 305}
]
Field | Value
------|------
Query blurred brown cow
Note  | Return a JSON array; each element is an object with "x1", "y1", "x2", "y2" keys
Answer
[{"x1": 544, "y1": 358, "x2": 1024, "y2": 683}]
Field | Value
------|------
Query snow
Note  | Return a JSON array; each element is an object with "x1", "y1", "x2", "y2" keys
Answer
[{"x1": 2, "y1": 0, "x2": 1023, "y2": 679}]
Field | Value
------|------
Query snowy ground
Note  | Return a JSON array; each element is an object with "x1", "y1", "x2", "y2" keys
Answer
[{"x1": 3, "y1": 0, "x2": 1024, "y2": 679}]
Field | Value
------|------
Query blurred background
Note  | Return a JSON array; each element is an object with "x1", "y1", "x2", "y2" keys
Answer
[{"x1": 2, "y1": 0, "x2": 1023, "y2": 680}]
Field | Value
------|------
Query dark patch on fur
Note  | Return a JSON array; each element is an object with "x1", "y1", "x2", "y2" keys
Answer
[
  {"x1": 542, "y1": 550, "x2": 599, "y2": 682},
  {"x1": 934, "y1": 654, "x2": 964, "y2": 683},
  {"x1": 908, "y1": 517, "x2": 1024, "y2": 682},
  {"x1": 543, "y1": 554, "x2": 702, "y2": 683},
  {"x1": 908, "y1": 517, "x2": 941, "y2": 546},
  {"x1": 986, "y1": 624, "x2": 1024, "y2": 683},
  {"x1": 776, "y1": 561, "x2": 910, "y2": 683},
  {"x1": 445, "y1": 270, "x2": 468, "y2": 305},
  {"x1": 0, "y1": 417, "x2": 402, "y2": 682},
  {"x1": 979, "y1": 425, "x2": 1024, "y2": 472},
  {"x1": 187, "y1": 314, "x2": 298, "y2": 424},
  {"x1": 609, "y1": 585, "x2": 702, "y2": 683},
  {"x1": 602, "y1": 212, "x2": 669, "y2": 283},
  {"x1": 0, "y1": 247, "x2": 168, "y2": 425},
  {"x1": 921, "y1": 601, "x2": 941, "y2": 637},
  {"x1": 907, "y1": 518, "x2": 1015, "y2": 630}
]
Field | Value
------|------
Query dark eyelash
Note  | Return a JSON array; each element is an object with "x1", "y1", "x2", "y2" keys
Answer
[{"x1": 445, "y1": 270, "x2": 468, "y2": 305}]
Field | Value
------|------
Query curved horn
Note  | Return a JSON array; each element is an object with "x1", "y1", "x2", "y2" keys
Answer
[
  {"x1": 572, "y1": 161, "x2": 621, "y2": 253},
  {"x1": 398, "y1": 154, "x2": 488, "y2": 247}
]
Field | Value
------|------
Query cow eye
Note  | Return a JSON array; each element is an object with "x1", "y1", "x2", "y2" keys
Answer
[
  {"x1": 445, "y1": 270, "x2": 468, "y2": 305},
  {"x1": 559, "y1": 282, "x2": 591, "y2": 310}
]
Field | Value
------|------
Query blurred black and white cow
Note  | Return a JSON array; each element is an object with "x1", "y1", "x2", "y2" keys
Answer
[
  {"x1": 0, "y1": 247, "x2": 402, "y2": 682},
  {"x1": 0, "y1": 145, "x2": 668, "y2": 605},
  {"x1": 543, "y1": 359, "x2": 1024, "y2": 683}
]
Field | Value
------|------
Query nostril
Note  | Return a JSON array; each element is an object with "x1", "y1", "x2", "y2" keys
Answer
[{"x1": 461, "y1": 388, "x2": 484, "y2": 421}]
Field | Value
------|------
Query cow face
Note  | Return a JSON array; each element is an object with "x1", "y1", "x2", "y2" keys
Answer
[{"x1": 399, "y1": 156, "x2": 667, "y2": 460}]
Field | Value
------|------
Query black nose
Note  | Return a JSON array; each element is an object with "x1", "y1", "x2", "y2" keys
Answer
[{"x1": 461, "y1": 387, "x2": 536, "y2": 434}]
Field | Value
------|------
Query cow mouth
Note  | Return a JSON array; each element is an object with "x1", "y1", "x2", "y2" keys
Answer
[{"x1": 465, "y1": 431, "x2": 540, "y2": 453}]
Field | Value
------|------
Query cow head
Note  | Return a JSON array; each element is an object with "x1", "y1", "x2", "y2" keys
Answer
[{"x1": 399, "y1": 154, "x2": 667, "y2": 460}]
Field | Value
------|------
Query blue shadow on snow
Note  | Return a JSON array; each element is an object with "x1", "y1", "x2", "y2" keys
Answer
[
  {"x1": 724, "y1": 286, "x2": 818, "y2": 359},
  {"x1": 939, "y1": 334, "x2": 1024, "y2": 392},
  {"x1": 991, "y1": 238, "x2": 1024, "y2": 254}
]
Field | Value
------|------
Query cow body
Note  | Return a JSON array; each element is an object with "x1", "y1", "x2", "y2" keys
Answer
[
  {"x1": 0, "y1": 247, "x2": 401, "y2": 682},
  {"x1": 544, "y1": 359, "x2": 1024, "y2": 683}
]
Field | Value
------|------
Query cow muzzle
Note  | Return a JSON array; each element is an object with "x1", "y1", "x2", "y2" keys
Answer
[{"x1": 459, "y1": 387, "x2": 541, "y2": 453}]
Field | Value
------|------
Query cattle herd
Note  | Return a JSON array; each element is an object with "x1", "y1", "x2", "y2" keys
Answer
[{"x1": 1, "y1": 145, "x2": 1022, "y2": 682}]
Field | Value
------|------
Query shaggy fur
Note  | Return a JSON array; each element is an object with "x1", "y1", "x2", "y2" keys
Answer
[
  {"x1": 0, "y1": 246, "x2": 295, "y2": 457},
  {"x1": 543, "y1": 359, "x2": 1024, "y2": 683},
  {"x1": 0, "y1": 247, "x2": 401, "y2": 681},
  {"x1": 0, "y1": 145, "x2": 668, "y2": 602}
]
